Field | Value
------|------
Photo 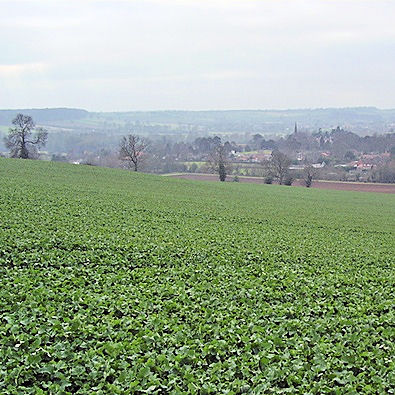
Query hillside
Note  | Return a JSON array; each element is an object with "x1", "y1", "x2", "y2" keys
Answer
[
  {"x1": 0, "y1": 108, "x2": 88, "y2": 125},
  {"x1": 0, "y1": 159, "x2": 394, "y2": 393}
]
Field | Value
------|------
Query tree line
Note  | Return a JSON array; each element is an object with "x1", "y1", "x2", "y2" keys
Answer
[
  {"x1": 3, "y1": 114, "x2": 394, "y2": 185},
  {"x1": 116, "y1": 130, "x2": 318, "y2": 187}
]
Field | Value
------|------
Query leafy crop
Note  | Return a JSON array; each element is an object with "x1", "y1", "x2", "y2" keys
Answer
[{"x1": 0, "y1": 158, "x2": 394, "y2": 394}]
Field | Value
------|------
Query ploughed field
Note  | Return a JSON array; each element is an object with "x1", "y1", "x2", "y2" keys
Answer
[
  {"x1": 167, "y1": 173, "x2": 395, "y2": 194},
  {"x1": 0, "y1": 158, "x2": 394, "y2": 394}
]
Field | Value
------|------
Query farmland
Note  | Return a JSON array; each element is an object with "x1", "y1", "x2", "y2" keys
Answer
[
  {"x1": 0, "y1": 158, "x2": 394, "y2": 394},
  {"x1": 167, "y1": 173, "x2": 395, "y2": 194}
]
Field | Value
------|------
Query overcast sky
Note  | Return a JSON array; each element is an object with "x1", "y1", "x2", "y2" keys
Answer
[{"x1": 0, "y1": 0, "x2": 394, "y2": 111}]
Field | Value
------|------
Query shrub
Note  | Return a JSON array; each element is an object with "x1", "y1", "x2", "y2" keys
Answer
[
  {"x1": 189, "y1": 163, "x2": 198, "y2": 173},
  {"x1": 283, "y1": 175, "x2": 294, "y2": 186},
  {"x1": 264, "y1": 176, "x2": 273, "y2": 184},
  {"x1": 219, "y1": 163, "x2": 227, "y2": 182}
]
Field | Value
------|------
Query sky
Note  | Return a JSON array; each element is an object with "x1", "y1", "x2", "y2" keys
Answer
[{"x1": 0, "y1": 0, "x2": 394, "y2": 111}]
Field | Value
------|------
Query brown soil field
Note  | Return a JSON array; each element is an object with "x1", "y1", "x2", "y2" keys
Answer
[{"x1": 166, "y1": 173, "x2": 395, "y2": 194}]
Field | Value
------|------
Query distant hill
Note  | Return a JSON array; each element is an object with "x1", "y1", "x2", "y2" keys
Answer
[
  {"x1": 1, "y1": 107, "x2": 395, "y2": 135},
  {"x1": 0, "y1": 108, "x2": 89, "y2": 125},
  {"x1": 99, "y1": 107, "x2": 395, "y2": 124}
]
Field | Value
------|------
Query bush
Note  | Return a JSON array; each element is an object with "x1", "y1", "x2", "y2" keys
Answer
[
  {"x1": 219, "y1": 163, "x2": 227, "y2": 182},
  {"x1": 232, "y1": 175, "x2": 240, "y2": 182},
  {"x1": 283, "y1": 175, "x2": 294, "y2": 186},
  {"x1": 82, "y1": 159, "x2": 97, "y2": 166},
  {"x1": 189, "y1": 163, "x2": 198, "y2": 173},
  {"x1": 264, "y1": 176, "x2": 273, "y2": 184}
]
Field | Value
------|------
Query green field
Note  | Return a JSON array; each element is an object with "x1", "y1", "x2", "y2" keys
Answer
[{"x1": 0, "y1": 158, "x2": 394, "y2": 394}]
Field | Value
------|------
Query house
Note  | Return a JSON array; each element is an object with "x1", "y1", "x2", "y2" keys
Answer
[
  {"x1": 234, "y1": 150, "x2": 272, "y2": 163},
  {"x1": 289, "y1": 162, "x2": 325, "y2": 170},
  {"x1": 312, "y1": 162, "x2": 326, "y2": 168},
  {"x1": 356, "y1": 160, "x2": 373, "y2": 170}
]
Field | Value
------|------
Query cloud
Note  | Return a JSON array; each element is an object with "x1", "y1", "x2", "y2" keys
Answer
[
  {"x1": 0, "y1": 63, "x2": 48, "y2": 77},
  {"x1": 0, "y1": 0, "x2": 394, "y2": 110}
]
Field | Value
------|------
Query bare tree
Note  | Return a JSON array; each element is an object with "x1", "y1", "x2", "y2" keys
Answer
[
  {"x1": 4, "y1": 114, "x2": 48, "y2": 159},
  {"x1": 262, "y1": 150, "x2": 291, "y2": 185},
  {"x1": 303, "y1": 164, "x2": 318, "y2": 187},
  {"x1": 207, "y1": 143, "x2": 231, "y2": 181},
  {"x1": 119, "y1": 134, "x2": 148, "y2": 171}
]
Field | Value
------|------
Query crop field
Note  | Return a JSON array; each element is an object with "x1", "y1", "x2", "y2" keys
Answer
[{"x1": 0, "y1": 158, "x2": 394, "y2": 394}]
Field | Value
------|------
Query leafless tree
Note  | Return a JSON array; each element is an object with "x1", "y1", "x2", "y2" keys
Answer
[
  {"x1": 303, "y1": 164, "x2": 318, "y2": 187},
  {"x1": 210, "y1": 144, "x2": 232, "y2": 181},
  {"x1": 207, "y1": 143, "x2": 231, "y2": 181},
  {"x1": 119, "y1": 134, "x2": 148, "y2": 171},
  {"x1": 262, "y1": 150, "x2": 291, "y2": 185},
  {"x1": 4, "y1": 114, "x2": 48, "y2": 159}
]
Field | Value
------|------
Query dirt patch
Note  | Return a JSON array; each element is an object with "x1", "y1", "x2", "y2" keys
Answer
[{"x1": 167, "y1": 173, "x2": 395, "y2": 194}]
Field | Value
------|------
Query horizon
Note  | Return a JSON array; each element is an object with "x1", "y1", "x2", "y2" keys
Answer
[{"x1": 1, "y1": 105, "x2": 395, "y2": 113}]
